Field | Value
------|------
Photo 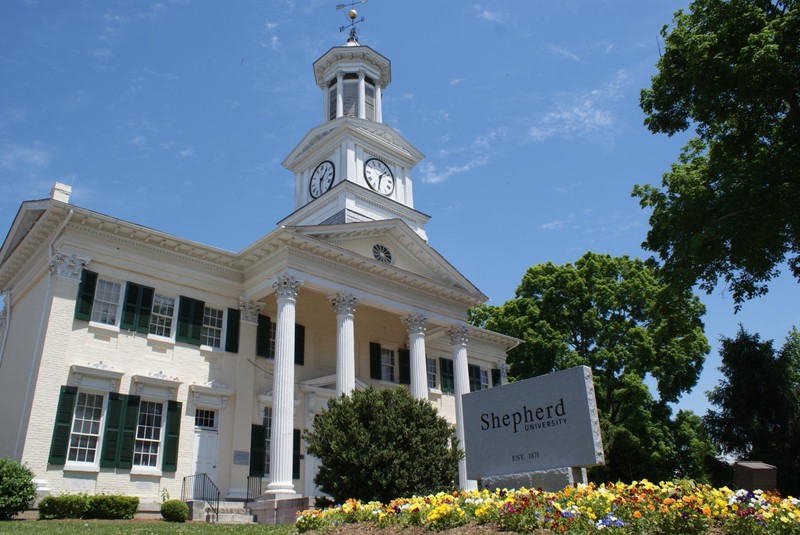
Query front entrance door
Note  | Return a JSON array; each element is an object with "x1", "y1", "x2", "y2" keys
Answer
[{"x1": 193, "y1": 430, "x2": 218, "y2": 496}]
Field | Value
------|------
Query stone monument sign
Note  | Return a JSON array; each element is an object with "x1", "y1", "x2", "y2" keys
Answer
[{"x1": 462, "y1": 365, "x2": 604, "y2": 480}]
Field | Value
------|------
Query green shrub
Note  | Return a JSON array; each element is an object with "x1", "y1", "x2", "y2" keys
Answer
[
  {"x1": 304, "y1": 386, "x2": 463, "y2": 504},
  {"x1": 160, "y1": 499, "x2": 189, "y2": 523},
  {"x1": 87, "y1": 494, "x2": 139, "y2": 519},
  {"x1": 38, "y1": 494, "x2": 90, "y2": 520},
  {"x1": 0, "y1": 458, "x2": 37, "y2": 520}
]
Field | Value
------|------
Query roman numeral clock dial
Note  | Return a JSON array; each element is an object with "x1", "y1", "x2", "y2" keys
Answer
[
  {"x1": 309, "y1": 160, "x2": 335, "y2": 198},
  {"x1": 364, "y1": 158, "x2": 395, "y2": 196}
]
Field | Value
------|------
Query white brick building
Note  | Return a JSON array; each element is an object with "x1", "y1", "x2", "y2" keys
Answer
[{"x1": 0, "y1": 34, "x2": 517, "y2": 507}]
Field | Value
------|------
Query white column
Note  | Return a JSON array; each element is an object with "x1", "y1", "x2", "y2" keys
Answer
[
  {"x1": 335, "y1": 71, "x2": 344, "y2": 119},
  {"x1": 265, "y1": 274, "x2": 302, "y2": 498},
  {"x1": 375, "y1": 82, "x2": 383, "y2": 123},
  {"x1": 402, "y1": 313, "x2": 428, "y2": 399},
  {"x1": 357, "y1": 70, "x2": 366, "y2": 120},
  {"x1": 322, "y1": 80, "x2": 330, "y2": 123},
  {"x1": 330, "y1": 293, "x2": 358, "y2": 396},
  {"x1": 448, "y1": 325, "x2": 477, "y2": 491}
]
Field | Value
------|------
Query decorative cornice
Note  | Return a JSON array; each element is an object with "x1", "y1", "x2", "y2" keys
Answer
[
  {"x1": 273, "y1": 274, "x2": 302, "y2": 300},
  {"x1": 239, "y1": 298, "x2": 263, "y2": 324},
  {"x1": 330, "y1": 292, "x2": 358, "y2": 316},
  {"x1": 48, "y1": 250, "x2": 90, "y2": 281},
  {"x1": 447, "y1": 326, "x2": 469, "y2": 347},
  {"x1": 402, "y1": 313, "x2": 427, "y2": 336}
]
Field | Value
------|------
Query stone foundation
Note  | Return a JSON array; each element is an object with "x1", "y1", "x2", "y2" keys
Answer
[
  {"x1": 249, "y1": 496, "x2": 314, "y2": 524},
  {"x1": 481, "y1": 466, "x2": 587, "y2": 493}
]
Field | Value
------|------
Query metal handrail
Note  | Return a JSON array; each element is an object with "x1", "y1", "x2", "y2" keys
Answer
[
  {"x1": 182, "y1": 473, "x2": 220, "y2": 522},
  {"x1": 246, "y1": 475, "x2": 263, "y2": 502}
]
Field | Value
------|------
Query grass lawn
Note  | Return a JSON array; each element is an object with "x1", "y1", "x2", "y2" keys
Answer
[{"x1": 0, "y1": 520, "x2": 296, "y2": 534}]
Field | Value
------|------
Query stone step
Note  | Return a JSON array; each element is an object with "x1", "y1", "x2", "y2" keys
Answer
[{"x1": 215, "y1": 512, "x2": 256, "y2": 524}]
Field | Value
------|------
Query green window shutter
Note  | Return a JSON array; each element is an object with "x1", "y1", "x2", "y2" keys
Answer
[
  {"x1": 256, "y1": 314, "x2": 271, "y2": 358},
  {"x1": 225, "y1": 307, "x2": 240, "y2": 353},
  {"x1": 161, "y1": 400, "x2": 182, "y2": 472},
  {"x1": 491, "y1": 368, "x2": 502, "y2": 387},
  {"x1": 250, "y1": 424, "x2": 266, "y2": 477},
  {"x1": 398, "y1": 348, "x2": 411, "y2": 385},
  {"x1": 468, "y1": 364, "x2": 482, "y2": 392},
  {"x1": 177, "y1": 296, "x2": 204, "y2": 345},
  {"x1": 292, "y1": 429, "x2": 302, "y2": 480},
  {"x1": 49, "y1": 386, "x2": 78, "y2": 465},
  {"x1": 440, "y1": 358, "x2": 454, "y2": 394},
  {"x1": 369, "y1": 342, "x2": 382, "y2": 380},
  {"x1": 117, "y1": 395, "x2": 140, "y2": 469},
  {"x1": 74, "y1": 270, "x2": 97, "y2": 321},
  {"x1": 121, "y1": 282, "x2": 154, "y2": 334},
  {"x1": 294, "y1": 324, "x2": 305, "y2": 366},
  {"x1": 100, "y1": 392, "x2": 123, "y2": 468}
]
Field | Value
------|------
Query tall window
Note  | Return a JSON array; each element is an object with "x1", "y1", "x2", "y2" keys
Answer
[
  {"x1": 68, "y1": 392, "x2": 104, "y2": 463},
  {"x1": 201, "y1": 307, "x2": 224, "y2": 348},
  {"x1": 381, "y1": 347, "x2": 395, "y2": 382},
  {"x1": 440, "y1": 358, "x2": 454, "y2": 394},
  {"x1": 426, "y1": 358, "x2": 437, "y2": 389},
  {"x1": 134, "y1": 401, "x2": 164, "y2": 467},
  {"x1": 480, "y1": 369, "x2": 490, "y2": 390},
  {"x1": 149, "y1": 294, "x2": 175, "y2": 337},
  {"x1": 263, "y1": 407, "x2": 272, "y2": 477},
  {"x1": 91, "y1": 279, "x2": 121, "y2": 325}
]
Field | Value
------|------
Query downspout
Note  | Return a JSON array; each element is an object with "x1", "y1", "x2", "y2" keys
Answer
[
  {"x1": 0, "y1": 291, "x2": 10, "y2": 370},
  {"x1": 14, "y1": 209, "x2": 74, "y2": 459}
]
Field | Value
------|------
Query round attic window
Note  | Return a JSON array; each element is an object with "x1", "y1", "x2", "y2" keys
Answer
[{"x1": 372, "y1": 244, "x2": 393, "y2": 264}]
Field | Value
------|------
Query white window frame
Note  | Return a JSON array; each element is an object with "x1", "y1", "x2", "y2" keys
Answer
[
  {"x1": 201, "y1": 306, "x2": 225, "y2": 350},
  {"x1": 426, "y1": 358, "x2": 438, "y2": 390},
  {"x1": 262, "y1": 406, "x2": 273, "y2": 478},
  {"x1": 89, "y1": 277, "x2": 123, "y2": 329},
  {"x1": 381, "y1": 347, "x2": 395, "y2": 383},
  {"x1": 63, "y1": 390, "x2": 107, "y2": 473},
  {"x1": 480, "y1": 369, "x2": 490, "y2": 390},
  {"x1": 132, "y1": 398, "x2": 167, "y2": 474},
  {"x1": 148, "y1": 293, "x2": 176, "y2": 340},
  {"x1": 194, "y1": 408, "x2": 217, "y2": 431}
]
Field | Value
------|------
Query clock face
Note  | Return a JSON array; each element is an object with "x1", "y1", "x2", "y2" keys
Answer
[
  {"x1": 309, "y1": 160, "x2": 335, "y2": 198},
  {"x1": 364, "y1": 158, "x2": 395, "y2": 196}
]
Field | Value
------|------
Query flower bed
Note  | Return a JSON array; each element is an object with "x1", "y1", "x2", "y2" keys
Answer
[{"x1": 296, "y1": 480, "x2": 800, "y2": 533}]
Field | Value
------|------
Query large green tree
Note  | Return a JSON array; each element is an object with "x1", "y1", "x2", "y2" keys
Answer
[
  {"x1": 704, "y1": 327, "x2": 800, "y2": 494},
  {"x1": 470, "y1": 252, "x2": 713, "y2": 482},
  {"x1": 634, "y1": 0, "x2": 800, "y2": 306}
]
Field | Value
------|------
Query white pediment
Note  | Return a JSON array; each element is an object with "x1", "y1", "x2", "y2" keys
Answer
[{"x1": 291, "y1": 220, "x2": 484, "y2": 299}]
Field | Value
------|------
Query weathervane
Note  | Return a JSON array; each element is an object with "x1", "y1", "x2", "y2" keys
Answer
[{"x1": 336, "y1": 0, "x2": 367, "y2": 43}]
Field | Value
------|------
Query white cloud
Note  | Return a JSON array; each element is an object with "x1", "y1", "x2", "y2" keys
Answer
[
  {"x1": 539, "y1": 220, "x2": 570, "y2": 231},
  {"x1": 419, "y1": 155, "x2": 488, "y2": 185},
  {"x1": 450, "y1": 78, "x2": 465, "y2": 86},
  {"x1": 474, "y1": 4, "x2": 504, "y2": 23},
  {"x1": 546, "y1": 43, "x2": 582, "y2": 62},
  {"x1": 529, "y1": 70, "x2": 631, "y2": 143},
  {"x1": 0, "y1": 142, "x2": 51, "y2": 171}
]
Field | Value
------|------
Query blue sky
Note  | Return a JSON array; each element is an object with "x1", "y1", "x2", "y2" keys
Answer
[{"x1": 2, "y1": 0, "x2": 798, "y2": 416}]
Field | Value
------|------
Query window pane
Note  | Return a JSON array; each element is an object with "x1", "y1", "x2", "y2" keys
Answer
[
  {"x1": 426, "y1": 358, "x2": 437, "y2": 389},
  {"x1": 134, "y1": 401, "x2": 164, "y2": 467},
  {"x1": 149, "y1": 294, "x2": 175, "y2": 337},
  {"x1": 195, "y1": 409, "x2": 216, "y2": 430},
  {"x1": 263, "y1": 407, "x2": 272, "y2": 477},
  {"x1": 91, "y1": 280, "x2": 121, "y2": 325},
  {"x1": 67, "y1": 392, "x2": 104, "y2": 464},
  {"x1": 201, "y1": 307, "x2": 224, "y2": 348},
  {"x1": 381, "y1": 348, "x2": 395, "y2": 382}
]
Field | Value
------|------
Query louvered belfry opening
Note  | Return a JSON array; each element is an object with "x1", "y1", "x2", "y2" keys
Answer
[{"x1": 328, "y1": 73, "x2": 376, "y2": 121}]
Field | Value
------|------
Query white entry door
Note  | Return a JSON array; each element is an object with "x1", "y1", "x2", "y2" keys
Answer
[{"x1": 193, "y1": 430, "x2": 218, "y2": 484}]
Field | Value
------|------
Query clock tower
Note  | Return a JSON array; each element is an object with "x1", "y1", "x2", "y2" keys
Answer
[{"x1": 280, "y1": 21, "x2": 429, "y2": 239}]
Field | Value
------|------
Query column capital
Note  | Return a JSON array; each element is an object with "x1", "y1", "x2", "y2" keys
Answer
[
  {"x1": 48, "y1": 250, "x2": 91, "y2": 281},
  {"x1": 357, "y1": 69, "x2": 366, "y2": 79},
  {"x1": 447, "y1": 325, "x2": 469, "y2": 347},
  {"x1": 330, "y1": 293, "x2": 358, "y2": 316},
  {"x1": 238, "y1": 298, "x2": 263, "y2": 324},
  {"x1": 336, "y1": 70, "x2": 345, "y2": 79},
  {"x1": 273, "y1": 274, "x2": 301, "y2": 301},
  {"x1": 402, "y1": 313, "x2": 427, "y2": 336}
]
